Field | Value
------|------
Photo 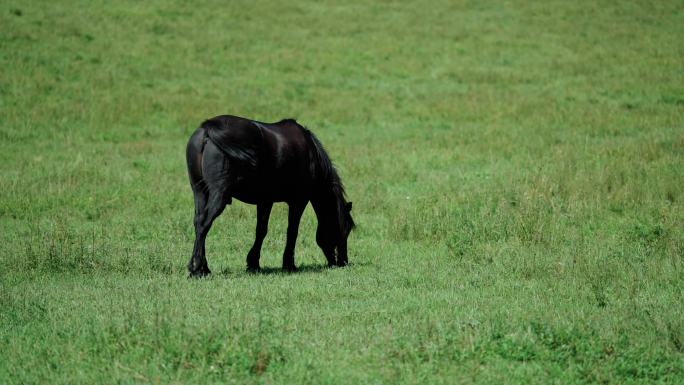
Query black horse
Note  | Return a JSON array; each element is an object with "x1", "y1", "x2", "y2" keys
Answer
[{"x1": 185, "y1": 115, "x2": 354, "y2": 277}]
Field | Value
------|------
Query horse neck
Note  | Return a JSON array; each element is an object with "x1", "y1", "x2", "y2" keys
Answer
[{"x1": 310, "y1": 185, "x2": 340, "y2": 225}]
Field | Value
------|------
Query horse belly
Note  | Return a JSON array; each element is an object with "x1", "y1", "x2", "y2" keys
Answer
[{"x1": 231, "y1": 175, "x2": 309, "y2": 204}]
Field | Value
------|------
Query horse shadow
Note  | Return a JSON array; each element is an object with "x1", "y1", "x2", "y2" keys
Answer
[
  {"x1": 254, "y1": 263, "x2": 332, "y2": 275},
  {"x1": 217, "y1": 261, "x2": 369, "y2": 278},
  {"x1": 217, "y1": 263, "x2": 330, "y2": 278}
]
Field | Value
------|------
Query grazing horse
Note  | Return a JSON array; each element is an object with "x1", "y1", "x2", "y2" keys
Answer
[{"x1": 185, "y1": 115, "x2": 354, "y2": 277}]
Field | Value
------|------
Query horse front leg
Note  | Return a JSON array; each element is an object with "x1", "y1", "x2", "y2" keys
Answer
[
  {"x1": 282, "y1": 201, "x2": 307, "y2": 272},
  {"x1": 246, "y1": 202, "x2": 273, "y2": 272}
]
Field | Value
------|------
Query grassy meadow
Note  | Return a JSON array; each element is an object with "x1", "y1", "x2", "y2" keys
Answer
[{"x1": 1, "y1": 0, "x2": 683, "y2": 383}]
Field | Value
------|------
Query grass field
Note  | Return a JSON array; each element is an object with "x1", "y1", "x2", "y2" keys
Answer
[{"x1": 1, "y1": 0, "x2": 683, "y2": 383}]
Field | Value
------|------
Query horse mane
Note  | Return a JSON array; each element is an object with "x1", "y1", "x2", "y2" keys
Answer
[
  {"x1": 298, "y1": 125, "x2": 346, "y2": 200},
  {"x1": 277, "y1": 118, "x2": 298, "y2": 125}
]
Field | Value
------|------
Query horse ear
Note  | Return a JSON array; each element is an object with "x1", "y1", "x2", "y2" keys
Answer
[{"x1": 346, "y1": 202, "x2": 352, "y2": 212}]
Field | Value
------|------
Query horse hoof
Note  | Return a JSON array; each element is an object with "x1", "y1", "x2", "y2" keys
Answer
[
  {"x1": 282, "y1": 265, "x2": 298, "y2": 273},
  {"x1": 336, "y1": 261, "x2": 348, "y2": 268},
  {"x1": 246, "y1": 266, "x2": 261, "y2": 274},
  {"x1": 188, "y1": 268, "x2": 211, "y2": 279}
]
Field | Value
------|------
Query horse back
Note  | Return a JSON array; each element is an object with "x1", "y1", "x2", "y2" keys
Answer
[{"x1": 196, "y1": 115, "x2": 314, "y2": 202}]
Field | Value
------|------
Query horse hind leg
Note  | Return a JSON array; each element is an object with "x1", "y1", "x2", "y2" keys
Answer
[
  {"x1": 187, "y1": 134, "x2": 232, "y2": 277},
  {"x1": 188, "y1": 186, "x2": 228, "y2": 277}
]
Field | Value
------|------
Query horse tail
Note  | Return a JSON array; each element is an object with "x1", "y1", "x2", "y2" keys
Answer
[
  {"x1": 201, "y1": 118, "x2": 259, "y2": 168},
  {"x1": 186, "y1": 126, "x2": 208, "y2": 192}
]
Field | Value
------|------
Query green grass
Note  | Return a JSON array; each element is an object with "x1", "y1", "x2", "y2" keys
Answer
[{"x1": 1, "y1": 0, "x2": 683, "y2": 383}]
